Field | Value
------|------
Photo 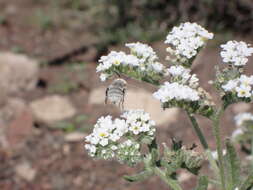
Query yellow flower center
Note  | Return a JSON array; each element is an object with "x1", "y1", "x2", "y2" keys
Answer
[
  {"x1": 240, "y1": 90, "x2": 246, "y2": 95},
  {"x1": 99, "y1": 132, "x2": 106, "y2": 137},
  {"x1": 133, "y1": 126, "x2": 139, "y2": 130},
  {"x1": 114, "y1": 60, "x2": 120, "y2": 65}
]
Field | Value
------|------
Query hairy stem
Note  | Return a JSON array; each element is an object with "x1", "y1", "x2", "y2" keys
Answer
[
  {"x1": 212, "y1": 108, "x2": 226, "y2": 190},
  {"x1": 187, "y1": 112, "x2": 209, "y2": 149},
  {"x1": 187, "y1": 112, "x2": 219, "y2": 176},
  {"x1": 153, "y1": 167, "x2": 182, "y2": 190},
  {"x1": 251, "y1": 136, "x2": 253, "y2": 169}
]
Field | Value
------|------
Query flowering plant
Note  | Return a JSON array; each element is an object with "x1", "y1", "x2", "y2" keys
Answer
[{"x1": 85, "y1": 22, "x2": 253, "y2": 190}]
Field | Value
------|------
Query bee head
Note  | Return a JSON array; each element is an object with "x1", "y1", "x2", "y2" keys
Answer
[{"x1": 113, "y1": 78, "x2": 127, "y2": 88}]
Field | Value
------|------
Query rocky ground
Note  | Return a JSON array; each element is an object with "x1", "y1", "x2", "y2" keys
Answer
[{"x1": 0, "y1": 1, "x2": 253, "y2": 190}]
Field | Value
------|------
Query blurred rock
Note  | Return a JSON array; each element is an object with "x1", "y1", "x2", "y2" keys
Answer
[
  {"x1": 178, "y1": 172, "x2": 192, "y2": 182},
  {"x1": 64, "y1": 132, "x2": 86, "y2": 142},
  {"x1": 6, "y1": 108, "x2": 33, "y2": 148},
  {"x1": 15, "y1": 162, "x2": 37, "y2": 182},
  {"x1": 89, "y1": 87, "x2": 179, "y2": 125},
  {"x1": 30, "y1": 95, "x2": 76, "y2": 125},
  {"x1": 0, "y1": 98, "x2": 28, "y2": 128},
  {"x1": 232, "y1": 102, "x2": 251, "y2": 114},
  {"x1": 62, "y1": 144, "x2": 70, "y2": 155},
  {"x1": 0, "y1": 52, "x2": 39, "y2": 96}
]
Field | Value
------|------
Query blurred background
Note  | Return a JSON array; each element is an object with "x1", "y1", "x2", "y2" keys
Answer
[{"x1": 0, "y1": 0, "x2": 252, "y2": 189}]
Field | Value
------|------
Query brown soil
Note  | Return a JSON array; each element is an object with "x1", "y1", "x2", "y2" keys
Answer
[{"x1": 0, "y1": 1, "x2": 253, "y2": 190}]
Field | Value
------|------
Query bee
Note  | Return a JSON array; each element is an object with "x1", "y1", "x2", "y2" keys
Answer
[{"x1": 105, "y1": 78, "x2": 127, "y2": 110}]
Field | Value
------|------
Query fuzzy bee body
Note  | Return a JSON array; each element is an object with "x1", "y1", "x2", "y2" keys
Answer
[{"x1": 105, "y1": 79, "x2": 127, "y2": 110}]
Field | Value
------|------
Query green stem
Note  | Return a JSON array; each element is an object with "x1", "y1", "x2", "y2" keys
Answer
[
  {"x1": 251, "y1": 136, "x2": 253, "y2": 169},
  {"x1": 187, "y1": 111, "x2": 209, "y2": 150},
  {"x1": 153, "y1": 167, "x2": 182, "y2": 190},
  {"x1": 212, "y1": 108, "x2": 226, "y2": 190},
  {"x1": 186, "y1": 112, "x2": 220, "y2": 177}
]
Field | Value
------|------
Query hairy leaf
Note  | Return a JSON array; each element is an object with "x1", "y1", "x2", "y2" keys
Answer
[{"x1": 225, "y1": 139, "x2": 241, "y2": 188}]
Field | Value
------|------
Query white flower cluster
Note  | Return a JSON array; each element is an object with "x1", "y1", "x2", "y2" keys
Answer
[
  {"x1": 96, "y1": 42, "x2": 165, "y2": 81},
  {"x1": 167, "y1": 65, "x2": 199, "y2": 88},
  {"x1": 85, "y1": 110, "x2": 156, "y2": 161},
  {"x1": 222, "y1": 75, "x2": 253, "y2": 98},
  {"x1": 153, "y1": 82, "x2": 200, "y2": 103},
  {"x1": 96, "y1": 51, "x2": 139, "y2": 81},
  {"x1": 232, "y1": 112, "x2": 253, "y2": 140},
  {"x1": 165, "y1": 22, "x2": 213, "y2": 59},
  {"x1": 85, "y1": 115, "x2": 127, "y2": 157},
  {"x1": 220, "y1": 41, "x2": 253, "y2": 66}
]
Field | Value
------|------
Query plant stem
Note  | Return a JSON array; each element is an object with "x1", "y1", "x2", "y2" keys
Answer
[
  {"x1": 251, "y1": 136, "x2": 253, "y2": 169},
  {"x1": 153, "y1": 167, "x2": 182, "y2": 190},
  {"x1": 187, "y1": 111, "x2": 209, "y2": 150},
  {"x1": 212, "y1": 108, "x2": 226, "y2": 190},
  {"x1": 186, "y1": 112, "x2": 220, "y2": 176}
]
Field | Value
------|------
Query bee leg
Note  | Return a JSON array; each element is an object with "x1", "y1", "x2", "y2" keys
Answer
[
  {"x1": 105, "y1": 87, "x2": 109, "y2": 105},
  {"x1": 119, "y1": 100, "x2": 123, "y2": 111},
  {"x1": 121, "y1": 89, "x2": 125, "y2": 111}
]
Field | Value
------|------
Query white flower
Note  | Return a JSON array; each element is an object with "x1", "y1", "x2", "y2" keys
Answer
[
  {"x1": 235, "y1": 85, "x2": 251, "y2": 98},
  {"x1": 220, "y1": 41, "x2": 253, "y2": 66},
  {"x1": 231, "y1": 128, "x2": 243, "y2": 139},
  {"x1": 85, "y1": 144, "x2": 97, "y2": 157},
  {"x1": 234, "y1": 112, "x2": 253, "y2": 127},
  {"x1": 99, "y1": 73, "x2": 108, "y2": 81},
  {"x1": 211, "y1": 149, "x2": 227, "y2": 160},
  {"x1": 239, "y1": 75, "x2": 253, "y2": 87},
  {"x1": 150, "y1": 62, "x2": 164, "y2": 73},
  {"x1": 111, "y1": 145, "x2": 118, "y2": 150},
  {"x1": 153, "y1": 82, "x2": 200, "y2": 102},
  {"x1": 168, "y1": 65, "x2": 190, "y2": 76},
  {"x1": 165, "y1": 22, "x2": 213, "y2": 59},
  {"x1": 222, "y1": 79, "x2": 238, "y2": 92}
]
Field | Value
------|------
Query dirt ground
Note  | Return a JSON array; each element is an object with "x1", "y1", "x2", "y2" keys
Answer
[{"x1": 0, "y1": 1, "x2": 253, "y2": 190}]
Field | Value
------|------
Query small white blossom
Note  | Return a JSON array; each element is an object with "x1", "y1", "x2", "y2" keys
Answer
[
  {"x1": 234, "y1": 112, "x2": 253, "y2": 127},
  {"x1": 99, "y1": 73, "x2": 109, "y2": 81},
  {"x1": 235, "y1": 85, "x2": 251, "y2": 98},
  {"x1": 231, "y1": 128, "x2": 243, "y2": 139},
  {"x1": 150, "y1": 62, "x2": 164, "y2": 73},
  {"x1": 168, "y1": 65, "x2": 190, "y2": 76},
  {"x1": 239, "y1": 75, "x2": 253, "y2": 87},
  {"x1": 211, "y1": 149, "x2": 227, "y2": 160},
  {"x1": 222, "y1": 79, "x2": 238, "y2": 91},
  {"x1": 220, "y1": 41, "x2": 253, "y2": 66}
]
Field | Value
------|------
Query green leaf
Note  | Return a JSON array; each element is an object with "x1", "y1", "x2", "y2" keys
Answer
[
  {"x1": 194, "y1": 176, "x2": 208, "y2": 190},
  {"x1": 123, "y1": 170, "x2": 153, "y2": 182},
  {"x1": 225, "y1": 139, "x2": 241, "y2": 188}
]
